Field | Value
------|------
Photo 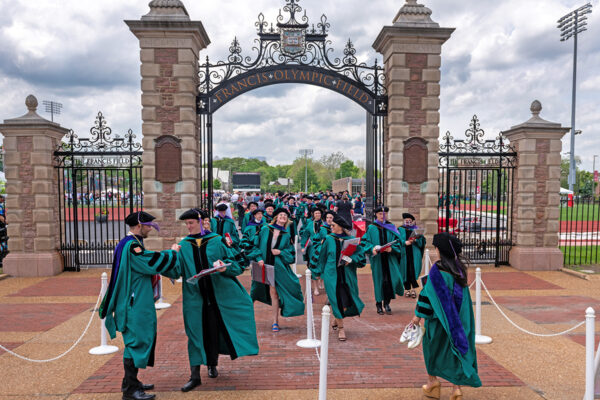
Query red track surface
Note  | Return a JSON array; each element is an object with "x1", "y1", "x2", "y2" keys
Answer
[{"x1": 62, "y1": 207, "x2": 139, "y2": 222}]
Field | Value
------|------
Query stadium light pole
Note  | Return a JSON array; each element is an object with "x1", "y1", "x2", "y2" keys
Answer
[
  {"x1": 299, "y1": 149, "x2": 313, "y2": 193},
  {"x1": 557, "y1": 2, "x2": 592, "y2": 192}
]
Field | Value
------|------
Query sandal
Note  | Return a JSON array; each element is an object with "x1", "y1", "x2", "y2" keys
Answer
[
  {"x1": 405, "y1": 291, "x2": 411, "y2": 297},
  {"x1": 271, "y1": 323, "x2": 280, "y2": 332},
  {"x1": 338, "y1": 328, "x2": 346, "y2": 341},
  {"x1": 411, "y1": 290, "x2": 417, "y2": 299},
  {"x1": 331, "y1": 321, "x2": 338, "y2": 331},
  {"x1": 313, "y1": 288, "x2": 320, "y2": 296}
]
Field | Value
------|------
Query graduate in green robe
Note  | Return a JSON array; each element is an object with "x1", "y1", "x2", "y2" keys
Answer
[
  {"x1": 210, "y1": 203, "x2": 240, "y2": 247},
  {"x1": 240, "y1": 208, "x2": 266, "y2": 252},
  {"x1": 164, "y1": 209, "x2": 259, "y2": 392},
  {"x1": 410, "y1": 232, "x2": 481, "y2": 399},
  {"x1": 286, "y1": 196, "x2": 299, "y2": 243},
  {"x1": 263, "y1": 202, "x2": 275, "y2": 224},
  {"x1": 399, "y1": 213, "x2": 426, "y2": 298},
  {"x1": 240, "y1": 201, "x2": 259, "y2": 231},
  {"x1": 99, "y1": 211, "x2": 177, "y2": 400},
  {"x1": 248, "y1": 207, "x2": 304, "y2": 332},
  {"x1": 357, "y1": 206, "x2": 405, "y2": 315},
  {"x1": 299, "y1": 205, "x2": 327, "y2": 295},
  {"x1": 311, "y1": 214, "x2": 365, "y2": 341}
]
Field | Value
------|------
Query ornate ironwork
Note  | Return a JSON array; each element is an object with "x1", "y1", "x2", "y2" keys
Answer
[
  {"x1": 438, "y1": 115, "x2": 516, "y2": 168},
  {"x1": 54, "y1": 112, "x2": 143, "y2": 167},
  {"x1": 198, "y1": 0, "x2": 386, "y2": 112}
]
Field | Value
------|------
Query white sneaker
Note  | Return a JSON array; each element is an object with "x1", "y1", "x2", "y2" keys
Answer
[
  {"x1": 399, "y1": 323, "x2": 415, "y2": 343},
  {"x1": 407, "y1": 325, "x2": 425, "y2": 349}
]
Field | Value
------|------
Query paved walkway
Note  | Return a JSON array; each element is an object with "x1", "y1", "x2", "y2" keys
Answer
[{"x1": 0, "y1": 264, "x2": 598, "y2": 399}]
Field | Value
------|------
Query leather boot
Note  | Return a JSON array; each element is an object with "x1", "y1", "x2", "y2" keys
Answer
[
  {"x1": 376, "y1": 302, "x2": 384, "y2": 315},
  {"x1": 181, "y1": 365, "x2": 201, "y2": 392},
  {"x1": 384, "y1": 302, "x2": 392, "y2": 315},
  {"x1": 208, "y1": 365, "x2": 218, "y2": 378},
  {"x1": 122, "y1": 379, "x2": 154, "y2": 392}
]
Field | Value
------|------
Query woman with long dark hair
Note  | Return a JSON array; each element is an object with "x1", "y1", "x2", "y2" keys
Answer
[{"x1": 409, "y1": 232, "x2": 481, "y2": 399}]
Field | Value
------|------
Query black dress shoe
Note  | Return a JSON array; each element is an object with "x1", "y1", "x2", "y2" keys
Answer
[
  {"x1": 181, "y1": 378, "x2": 201, "y2": 392},
  {"x1": 376, "y1": 302, "x2": 384, "y2": 315},
  {"x1": 121, "y1": 382, "x2": 154, "y2": 392},
  {"x1": 208, "y1": 365, "x2": 218, "y2": 378},
  {"x1": 384, "y1": 303, "x2": 392, "y2": 315},
  {"x1": 122, "y1": 389, "x2": 156, "y2": 400}
]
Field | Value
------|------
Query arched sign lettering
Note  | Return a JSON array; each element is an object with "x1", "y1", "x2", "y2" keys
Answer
[{"x1": 200, "y1": 65, "x2": 381, "y2": 114}]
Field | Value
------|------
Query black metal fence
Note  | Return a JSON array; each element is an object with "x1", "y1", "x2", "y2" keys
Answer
[
  {"x1": 559, "y1": 194, "x2": 600, "y2": 265},
  {"x1": 438, "y1": 116, "x2": 516, "y2": 266},
  {"x1": 54, "y1": 113, "x2": 143, "y2": 271}
]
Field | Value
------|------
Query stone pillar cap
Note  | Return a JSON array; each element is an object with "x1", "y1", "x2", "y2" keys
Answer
[
  {"x1": 393, "y1": 0, "x2": 439, "y2": 28},
  {"x1": 2, "y1": 95, "x2": 59, "y2": 126},
  {"x1": 142, "y1": 0, "x2": 190, "y2": 21},
  {"x1": 509, "y1": 100, "x2": 563, "y2": 129}
]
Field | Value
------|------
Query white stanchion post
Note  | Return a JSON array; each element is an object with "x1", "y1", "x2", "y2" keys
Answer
[
  {"x1": 424, "y1": 248, "x2": 430, "y2": 275},
  {"x1": 319, "y1": 305, "x2": 331, "y2": 400},
  {"x1": 475, "y1": 268, "x2": 492, "y2": 344},
  {"x1": 584, "y1": 307, "x2": 595, "y2": 400},
  {"x1": 89, "y1": 272, "x2": 119, "y2": 355},
  {"x1": 297, "y1": 269, "x2": 321, "y2": 348},
  {"x1": 155, "y1": 276, "x2": 171, "y2": 310},
  {"x1": 594, "y1": 339, "x2": 600, "y2": 397}
]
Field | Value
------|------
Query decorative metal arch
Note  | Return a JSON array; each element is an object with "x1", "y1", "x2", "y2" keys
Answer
[{"x1": 197, "y1": 0, "x2": 387, "y2": 115}]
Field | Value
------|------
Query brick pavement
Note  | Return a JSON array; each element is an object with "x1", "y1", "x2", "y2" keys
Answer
[
  {"x1": 74, "y1": 275, "x2": 523, "y2": 394},
  {"x1": 9, "y1": 277, "x2": 100, "y2": 297},
  {"x1": 466, "y1": 271, "x2": 562, "y2": 291},
  {"x1": 0, "y1": 303, "x2": 92, "y2": 332},
  {"x1": 493, "y1": 295, "x2": 600, "y2": 325}
]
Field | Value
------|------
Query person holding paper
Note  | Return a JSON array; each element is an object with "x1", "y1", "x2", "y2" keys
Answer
[
  {"x1": 165, "y1": 209, "x2": 258, "y2": 393},
  {"x1": 399, "y1": 213, "x2": 426, "y2": 299},
  {"x1": 99, "y1": 211, "x2": 177, "y2": 400},
  {"x1": 211, "y1": 203, "x2": 241, "y2": 247},
  {"x1": 408, "y1": 232, "x2": 481, "y2": 399},
  {"x1": 299, "y1": 205, "x2": 327, "y2": 296},
  {"x1": 248, "y1": 207, "x2": 304, "y2": 332},
  {"x1": 311, "y1": 214, "x2": 366, "y2": 341},
  {"x1": 358, "y1": 205, "x2": 405, "y2": 315}
]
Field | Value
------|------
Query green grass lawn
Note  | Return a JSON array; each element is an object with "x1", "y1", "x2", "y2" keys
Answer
[
  {"x1": 560, "y1": 203, "x2": 600, "y2": 221},
  {"x1": 560, "y1": 246, "x2": 600, "y2": 266}
]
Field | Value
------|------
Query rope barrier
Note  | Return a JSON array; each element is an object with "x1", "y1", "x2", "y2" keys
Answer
[{"x1": 0, "y1": 289, "x2": 103, "y2": 363}]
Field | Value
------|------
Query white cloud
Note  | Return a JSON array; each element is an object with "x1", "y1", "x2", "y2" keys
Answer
[{"x1": 0, "y1": 0, "x2": 599, "y2": 173}]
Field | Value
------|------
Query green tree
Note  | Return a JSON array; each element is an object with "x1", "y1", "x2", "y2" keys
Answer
[
  {"x1": 338, "y1": 160, "x2": 360, "y2": 178},
  {"x1": 213, "y1": 179, "x2": 222, "y2": 190}
]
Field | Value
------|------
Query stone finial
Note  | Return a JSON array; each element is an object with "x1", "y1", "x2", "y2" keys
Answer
[
  {"x1": 509, "y1": 99, "x2": 561, "y2": 129},
  {"x1": 530, "y1": 100, "x2": 542, "y2": 116},
  {"x1": 393, "y1": 0, "x2": 439, "y2": 28},
  {"x1": 142, "y1": 0, "x2": 190, "y2": 21},
  {"x1": 26, "y1": 94, "x2": 38, "y2": 111}
]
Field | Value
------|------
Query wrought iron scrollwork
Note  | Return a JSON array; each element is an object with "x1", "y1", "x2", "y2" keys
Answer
[
  {"x1": 54, "y1": 112, "x2": 143, "y2": 167},
  {"x1": 198, "y1": 0, "x2": 386, "y2": 101},
  {"x1": 438, "y1": 115, "x2": 516, "y2": 167}
]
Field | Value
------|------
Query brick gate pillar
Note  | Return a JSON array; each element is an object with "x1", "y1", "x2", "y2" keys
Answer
[
  {"x1": 0, "y1": 95, "x2": 69, "y2": 276},
  {"x1": 503, "y1": 101, "x2": 569, "y2": 270},
  {"x1": 373, "y1": 0, "x2": 454, "y2": 243},
  {"x1": 125, "y1": 0, "x2": 210, "y2": 249}
]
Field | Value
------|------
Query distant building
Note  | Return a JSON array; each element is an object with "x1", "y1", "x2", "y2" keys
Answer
[
  {"x1": 199, "y1": 168, "x2": 231, "y2": 192},
  {"x1": 332, "y1": 177, "x2": 365, "y2": 195},
  {"x1": 269, "y1": 178, "x2": 293, "y2": 188}
]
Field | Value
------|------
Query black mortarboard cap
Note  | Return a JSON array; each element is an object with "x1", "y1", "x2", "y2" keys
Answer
[
  {"x1": 402, "y1": 213, "x2": 415, "y2": 220},
  {"x1": 374, "y1": 205, "x2": 389, "y2": 214},
  {"x1": 248, "y1": 201, "x2": 258, "y2": 208},
  {"x1": 251, "y1": 208, "x2": 264, "y2": 216},
  {"x1": 332, "y1": 214, "x2": 352, "y2": 231},
  {"x1": 125, "y1": 211, "x2": 156, "y2": 227},
  {"x1": 215, "y1": 203, "x2": 228, "y2": 212},
  {"x1": 272, "y1": 207, "x2": 290, "y2": 218},
  {"x1": 179, "y1": 208, "x2": 208, "y2": 221},
  {"x1": 433, "y1": 232, "x2": 463, "y2": 258}
]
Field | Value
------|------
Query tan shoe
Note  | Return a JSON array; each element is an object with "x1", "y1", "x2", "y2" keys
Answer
[
  {"x1": 338, "y1": 327, "x2": 346, "y2": 341},
  {"x1": 450, "y1": 388, "x2": 463, "y2": 400},
  {"x1": 422, "y1": 380, "x2": 440, "y2": 399}
]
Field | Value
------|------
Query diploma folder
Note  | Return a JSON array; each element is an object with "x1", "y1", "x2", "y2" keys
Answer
[
  {"x1": 251, "y1": 262, "x2": 275, "y2": 286},
  {"x1": 376, "y1": 239, "x2": 398, "y2": 253},
  {"x1": 186, "y1": 263, "x2": 231, "y2": 284}
]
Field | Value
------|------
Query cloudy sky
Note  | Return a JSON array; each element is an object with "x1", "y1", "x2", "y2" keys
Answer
[{"x1": 0, "y1": 0, "x2": 599, "y2": 171}]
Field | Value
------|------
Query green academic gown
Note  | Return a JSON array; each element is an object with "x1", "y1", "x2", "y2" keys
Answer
[
  {"x1": 415, "y1": 268, "x2": 481, "y2": 387},
  {"x1": 358, "y1": 223, "x2": 405, "y2": 303},
  {"x1": 398, "y1": 226, "x2": 426, "y2": 289},
  {"x1": 241, "y1": 221, "x2": 266, "y2": 252},
  {"x1": 311, "y1": 233, "x2": 366, "y2": 319},
  {"x1": 248, "y1": 225, "x2": 305, "y2": 317},
  {"x1": 211, "y1": 216, "x2": 241, "y2": 247},
  {"x1": 101, "y1": 237, "x2": 177, "y2": 369},
  {"x1": 299, "y1": 218, "x2": 325, "y2": 279},
  {"x1": 162, "y1": 232, "x2": 259, "y2": 366}
]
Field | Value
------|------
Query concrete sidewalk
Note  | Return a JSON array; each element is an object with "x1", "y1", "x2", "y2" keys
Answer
[{"x1": 0, "y1": 265, "x2": 598, "y2": 399}]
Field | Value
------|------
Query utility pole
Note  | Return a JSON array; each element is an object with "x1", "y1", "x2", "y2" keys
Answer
[
  {"x1": 299, "y1": 149, "x2": 313, "y2": 193},
  {"x1": 557, "y1": 3, "x2": 592, "y2": 192}
]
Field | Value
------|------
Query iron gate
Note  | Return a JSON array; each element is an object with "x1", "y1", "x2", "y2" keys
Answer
[
  {"x1": 438, "y1": 116, "x2": 516, "y2": 266},
  {"x1": 54, "y1": 112, "x2": 143, "y2": 271},
  {"x1": 197, "y1": 0, "x2": 387, "y2": 216}
]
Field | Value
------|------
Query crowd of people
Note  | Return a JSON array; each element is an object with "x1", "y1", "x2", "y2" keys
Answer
[{"x1": 102, "y1": 190, "x2": 480, "y2": 400}]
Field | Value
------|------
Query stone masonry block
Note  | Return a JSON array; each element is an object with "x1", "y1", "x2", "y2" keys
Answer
[
  {"x1": 30, "y1": 152, "x2": 52, "y2": 166},
  {"x1": 389, "y1": 152, "x2": 403, "y2": 166},
  {"x1": 517, "y1": 233, "x2": 536, "y2": 247},
  {"x1": 550, "y1": 140, "x2": 563, "y2": 153},
  {"x1": 33, "y1": 166, "x2": 53, "y2": 180},
  {"x1": 32, "y1": 181, "x2": 53, "y2": 194},
  {"x1": 386, "y1": 54, "x2": 406, "y2": 66},
  {"x1": 180, "y1": 107, "x2": 196, "y2": 123},
  {"x1": 141, "y1": 78, "x2": 155, "y2": 92},
  {"x1": 388, "y1": 138, "x2": 404, "y2": 152},
  {"x1": 5, "y1": 183, "x2": 21, "y2": 194},
  {"x1": 546, "y1": 181, "x2": 560, "y2": 193},
  {"x1": 421, "y1": 125, "x2": 439, "y2": 138},
  {"x1": 36, "y1": 223, "x2": 53, "y2": 237},
  {"x1": 142, "y1": 94, "x2": 162, "y2": 107},
  {"x1": 388, "y1": 167, "x2": 403, "y2": 180},
  {"x1": 8, "y1": 224, "x2": 21, "y2": 238},
  {"x1": 182, "y1": 166, "x2": 197, "y2": 180},
  {"x1": 4, "y1": 166, "x2": 18, "y2": 180},
  {"x1": 173, "y1": 93, "x2": 196, "y2": 107},
  {"x1": 543, "y1": 234, "x2": 558, "y2": 247},
  {"x1": 141, "y1": 64, "x2": 160, "y2": 77},
  {"x1": 517, "y1": 138, "x2": 536, "y2": 152},
  {"x1": 34, "y1": 194, "x2": 53, "y2": 208},
  {"x1": 174, "y1": 121, "x2": 196, "y2": 136},
  {"x1": 178, "y1": 49, "x2": 196, "y2": 63},
  {"x1": 2, "y1": 136, "x2": 17, "y2": 151},
  {"x1": 517, "y1": 166, "x2": 535, "y2": 179},
  {"x1": 389, "y1": 96, "x2": 410, "y2": 110},
  {"x1": 387, "y1": 68, "x2": 410, "y2": 82},
  {"x1": 142, "y1": 107, "x2": 156, "y2": 121},
  {"x1": 178, "y1": 78, "x2": 198, "y2": 93},
  {"x1": 32, "y1": 136, "x2": 53, "y2": 151},
  {"x1": 427, "y1": 54, "x2": 441, "y2": 67},
  {"x1": 173, "y1": 64, "x2": 196, "y2": 78},
  {"x1": 388, "y1": 125, "x2": 410, "y2": 139},
  {"x1": 517, "y1": 180, "x2": 537, "y2": 193},
  {"x1": 548, "y1": 166, "x2": 561, "y2": 180},
  {"x1": 142, "y1": 122, "x2": 162, "y2": 136},
  {"x1": 546, "y1": 153, "x2": 561, "y2": 166},
  {"x1": 388, "y1": 82, "x2": 405, "y2": 96},
  {"x1": 426, "y1": 83, "x2": 440, "y2": 96},
  {"x1": 422, "y1": 69, "x2": 441, "y2": 82},
  {"x1": 425, "y1": 111, "x2": 439, "y2": 125},
  {"x1": 388, "y1": 110, "x2": 405, "y2": 124},
  {"x1": 422, "y1": 97, "x2": 440, "y2": 111},
  {"x1": 519, "y1": 153, "x2": 538, "y2": 166},
  {"x1": 140, "y1": 49, "x2": 155, "y2": 62},
  {"x1": 5, "y1": 152, "x2": 22, "y2": 165},
  {"x1": 33, "y1": 209, "x2": 52, "y2": 222},
  {"x1": 181, "y1": 151, "x2": 197, "y2": 165},
  {"x1": 9, "y1": 237, "x2": 24, "y2": 252},
  {"x1": 144, "y1": 193, "x2": 158, "y2": 208},
  {"x1": 181, "y1": 194, "x2": 197, "y2": 208}
]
